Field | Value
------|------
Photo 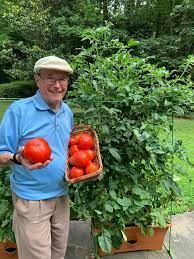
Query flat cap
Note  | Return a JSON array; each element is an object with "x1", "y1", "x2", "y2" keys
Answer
[{"x1": 34, "y1": 56, "x2": 73, "y2": 74}]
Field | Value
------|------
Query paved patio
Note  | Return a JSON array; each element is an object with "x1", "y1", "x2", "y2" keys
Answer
[{"x1": 65, "y1": 211, "x2": 194, "y2": 259}]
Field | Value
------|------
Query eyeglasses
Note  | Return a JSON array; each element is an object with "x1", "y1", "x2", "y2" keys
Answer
[{"x1": 38, "y1": 74, "x2": 69, "y2": 85}]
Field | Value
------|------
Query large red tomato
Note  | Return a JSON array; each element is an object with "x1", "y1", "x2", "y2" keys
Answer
[
  {"x1": 69, "y1": 150, "x2": 90, "y2": 167},
  {"x1": 69, "y1": 167, "x2": 84, "y2": 179},
  {"x1": 69, "y1": 136, "x2": 76, "y2": 146},
  {"x1": 84, "y1": 149, "x2": 96, "y2": 161},
  {"x1": 69, "y1": 134, "x2": 80, "y2": 147},
  {"x1": 77, "y1": 133, "x2": 94, "y2": 150},
  {"x1": 69, "y1": 145, "x2": 79, "y2": 156},
  {"x1": 22, "y1": 138, "x2": 51, "y2": 164},
  {"x1": 85, "y1": 161, "x2": 99, "y2": 174}
]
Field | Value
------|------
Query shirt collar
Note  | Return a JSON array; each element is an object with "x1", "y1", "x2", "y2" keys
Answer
[{"x1": 32, "y1": 90, "x2": 65, "y2": 113}]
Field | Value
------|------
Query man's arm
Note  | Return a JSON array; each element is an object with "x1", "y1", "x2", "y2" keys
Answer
[
  {"x1": 0, "y1": 152, "x2": 21, "y2": 166},
  {"x1": 0, "y1": 149, "x2": 52, "y2": 169},
  {"x1": 0, "y1": 104, "x2": 22, "y2": 167}
]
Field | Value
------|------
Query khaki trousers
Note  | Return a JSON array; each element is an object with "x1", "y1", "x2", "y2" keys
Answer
[{"x1": 12, "y1": 193, "x2": 70, "y2": 259}]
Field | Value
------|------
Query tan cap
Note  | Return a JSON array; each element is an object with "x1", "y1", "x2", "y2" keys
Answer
[{"x1": 34, "y1": 56, "x2": 73, "y2": 74}]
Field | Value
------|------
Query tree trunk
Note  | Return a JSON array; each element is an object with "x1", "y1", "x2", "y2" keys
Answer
[{"x1": 102, "y1": 0, "x2": 109, "y2": 22}]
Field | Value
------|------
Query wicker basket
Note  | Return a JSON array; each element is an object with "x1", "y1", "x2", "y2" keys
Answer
[{"x1": 65, "y1": 124, "x2": 103, "y2": 184}]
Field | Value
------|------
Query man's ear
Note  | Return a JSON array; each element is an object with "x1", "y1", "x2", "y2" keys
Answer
[{"x1": 34, "y1": 74, "x2": 39, "y2": 87}]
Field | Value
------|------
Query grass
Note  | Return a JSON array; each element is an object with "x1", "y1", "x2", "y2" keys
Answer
[
  {"x1": 171, "y1": 118, "x2": 194, "y2": 214},
  {"x1": 0, "y1": 100, "x2": 12, "y2": 119},
  {"x1": 0, "y1": 100, "x2": 194, "y2": 214}
]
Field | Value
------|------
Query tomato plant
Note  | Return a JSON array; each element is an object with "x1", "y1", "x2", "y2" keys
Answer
[
  {"x1": 22, "y1": 137, "x2": 51, "y2": 163},
  {"x1": 67, "y1": 25, "x2": 194, "y2": 255},
  {"x1": 0, "y1": 167, "x2": 15, "y2": 242}
]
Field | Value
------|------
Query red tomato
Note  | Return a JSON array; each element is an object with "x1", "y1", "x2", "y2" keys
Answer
[
  {"x1": 77, "y1": 133, "x2": 94, "y2": 150},
  {"x1": 69, "y1": 145, "x2": 79, "y2": 156},
  {"x1": 22, "y1": 138, "x2": 51, "y2": 164},
  {"x1": 69, "y1": 150, "x2": 90, "y2": 167},
  {"x1": 74, "y1": 134, "x2": 80, "y2": 142},
  {"x1": 69, "y1": 155, "x2": 75, "y2": 165},
  {"x1": 69, "y1": 167, "x2": 84, "y2": 179},
  {"x1": 84, "y1": 149, "x2": 96, "y2": 161},
  {"x1": 69, "y1": 134, "x2": 80, "y2": 146},
  {"x1": 85, "y1": 161, "x2": 99, "y2": 174},
  {"x1": 69, "y1": 136, "x2": 77, "y2": 146}
]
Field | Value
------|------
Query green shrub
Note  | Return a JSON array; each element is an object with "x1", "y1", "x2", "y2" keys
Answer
[
  {"x1": 0, "y1": 80, "x2": 37, "y2": 98},
  {"x1": 0, "y1": 167, "x2": 15, "y2": 241}
]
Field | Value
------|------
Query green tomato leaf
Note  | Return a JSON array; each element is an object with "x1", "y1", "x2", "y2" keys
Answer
[
  {"x1": 109, "y1": 190, "x2": 117, "y2": 200},
  {"x1": 117, "y1": 197, "x2": 132, "y2": 208},
  {"x1": 98, "y1": 229, "x2": 112, "y2": 254},
  {"x1": 109, "y1": 148, "x2": 121, "y2": 161},
  {"x1": 149, "y1": 227, "x2": 154, "y2": 237},
  {"x1": 105, "y1": 202, "x2": 114, "y2": 213},
  {"x1": 95, "y1": 210, "x2": 103, "y2": 215}
]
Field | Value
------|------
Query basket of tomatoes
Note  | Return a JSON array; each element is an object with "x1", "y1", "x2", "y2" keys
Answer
[{"x1": 65, "y1": 124, "x2": 103, "y2": 184}]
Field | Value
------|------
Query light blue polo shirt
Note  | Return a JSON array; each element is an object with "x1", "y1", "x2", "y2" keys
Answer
[{"x1": 0, "y1": 90, "x2": 73, "y2": 200}]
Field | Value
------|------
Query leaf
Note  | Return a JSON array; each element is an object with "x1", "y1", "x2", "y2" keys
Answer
[
  {"x1": 133, "y1": 129, "x2": 140, "y2": 139},
  {"x1": 1, "y1": 219, "x2": 9, "y2": 228},
  {"x1": 174, "y1": 164, "x2": 186, "y2": 174},
  {"x1": 174, "y1": 106, "x2": 184, "y2": 115},
  {"x1": 92, "y1": 80, "x2": 98, "y2": 90},
  {"x1": 105, "y1": 202, "x2": 114, "y2": 213},
  {"x1": 102, "y1": 125, "x2": 109, "y2": 134},
  {"x1": 149, "y1": 227, "x2": 154, "y2": 237},
  {"x1": 158, "y1": 214, "x2": 167, "y2": 227},
  {"x1": 160, "y1": 179, "x2": 171, "y2": 192},
  {"x1": 74, "y1": 191, "x2": 81, "y2": 205},
  {"x1": 140, "y1": 132, "x2": 150, "y2": 141},
  {"x1": 164, "y1": 100, "x2": 172, "y2": 107},
  {"x1": 117, "y1": 197, "x2": 132, "y2": 208},
  {"x1": 127, "y1": 38, "x2": 139, "y2": 47},
  {"x1": 95, "y1": 210, "x2": 103, "y2": 215},
  {"x1": 113, "y1": 202, "x2": 121, "y2": 210},
  {"x1": 109, "y1": 148, "x2": 121, "y2": 161},
  {"x1": 153, "y1": 149, "x2": 165, "y2": 154},
  {"x1": 109, "y1": 190, "x2": 117, "y2": 200},
  {"x1": 98, "y1": 229, "x2": 112, "y2": 254},
  {"x1": 132, "y1": 185, "x2": 150, "y2": 198},
  {"x1": 133, "y1": 199, "x2": 151, "y2": 207}
]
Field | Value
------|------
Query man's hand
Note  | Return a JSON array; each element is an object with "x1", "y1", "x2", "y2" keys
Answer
[
  {"x1": 0, "y1": 152, "x2": 14, "y2": 166},
  {"x1": 18, "y1": 147, "x2": 53, "y2": 170}
]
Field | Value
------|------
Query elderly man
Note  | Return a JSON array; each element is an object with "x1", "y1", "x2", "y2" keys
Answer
[{"x1": 0, "y1": 56, "x2": 73, "y2": 259}]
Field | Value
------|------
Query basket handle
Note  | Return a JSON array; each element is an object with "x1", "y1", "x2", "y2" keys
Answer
[{"x1": 72, "y1": 124, "x2": 93, "y2": 132}]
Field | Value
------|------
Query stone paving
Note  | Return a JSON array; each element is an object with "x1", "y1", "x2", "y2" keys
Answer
[
  {"x1": 164, "y1": 211, "x2": 194, "y2": 259},
  {"x1": 65, "y1": 211, "x2": 194, "y2": 259}
]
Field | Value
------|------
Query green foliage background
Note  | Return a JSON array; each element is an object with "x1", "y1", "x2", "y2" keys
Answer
[
  {"x1": 0, "y1": 0, "x2": 193, "y2": 254},
  {"x1": 0, "y1": 80, "x2": 36, "y2": 98},
  {"x1": 0, "y1": 0, "x2": 193, "y2": 83}
]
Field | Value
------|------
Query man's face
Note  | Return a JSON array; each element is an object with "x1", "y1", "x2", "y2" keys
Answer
[{"x1": 34, "y1": 69, "x2": 69, "y2": 110}]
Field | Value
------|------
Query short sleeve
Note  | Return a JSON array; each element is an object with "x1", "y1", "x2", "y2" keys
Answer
[{"x1": 0, "y1": 107, "x2": 20, "y2": 154}]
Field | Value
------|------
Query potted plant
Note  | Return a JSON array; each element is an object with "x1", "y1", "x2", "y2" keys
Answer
[
  {"x1": 67, "y1": 25, "x2": 194, "y2": 257},
  {"x1": 0, "y1": 167, "x2": 18, "y2": 258}
]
